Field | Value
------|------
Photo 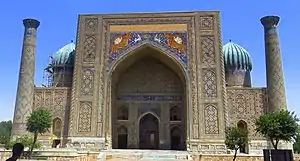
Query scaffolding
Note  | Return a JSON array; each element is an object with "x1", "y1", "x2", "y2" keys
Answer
[{"x1": 42, "y1": 56, "x2": 74, "y2": 87}]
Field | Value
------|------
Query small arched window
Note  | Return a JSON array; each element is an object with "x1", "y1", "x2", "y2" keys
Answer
[
  {"x1": 52, "y1": 118, "x2": 62, "y2": 137},
  {"x1": 237, "y1": 120, "x2": 247, "y2": 130},
  {"x1": 170, "y1": 105, "x2": 181, "y2": 121},
  {"x1": 117, "y1": 105, "x2": 128, "y2": 120}
]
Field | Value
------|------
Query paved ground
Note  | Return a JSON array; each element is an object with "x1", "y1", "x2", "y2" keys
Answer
[{"x1": 99, "y1": 150, "x2": 192, "y2": 161}]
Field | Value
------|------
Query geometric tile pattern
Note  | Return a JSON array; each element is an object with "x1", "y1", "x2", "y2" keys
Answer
[
  {"x1": 202, "y1": 69, "x2": 217, "y2": 98},
  {"x1": 85, "y1": 18, "x2": 98, "y2": 32},
  {"x1": 32, "y1": 88, "x2": 70, "y2": 137},
  {"x1": 265, "y1": 33, "x2": 287, "y2": 111},
  {"x1": 81, "y1": 68, "x2": 94, "y2": 96},
  {"x1": 199, "y1": 16, "x2": 214, "y2": 30},
  {"x1": 83, "y1": 35, "x2": 97, "y2": 63},
  {"x1": 261, "y1": 17, "x2": 287, "y2": 111},
  {"x1": 204, "y1": 104, "x2": 219, "y2": 134},
  {"x1": 201, "y1": 36, "x2": 215, "y2": 66},
  {"x1": 235, "y1": 94, "x2": 247, "y2": 115},
  {"x1": 12, "y1": 27, "x2": 38, "y2": 136},
  {"x1": 78, "y1": 102, "x2": 92, "y2": 132},
  {"x1": 227, "y1": 88, "x2": 268, "y2": 139}
]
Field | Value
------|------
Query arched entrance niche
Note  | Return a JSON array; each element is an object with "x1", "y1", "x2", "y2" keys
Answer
[
  {"x1": 237, "y1": 120, "x2": 248, "y2": 153},
  {"x1": 52, "y1": 118, "x2": 62, "y2": 148},
  {"x1": 109, "y1": 44, "x2": 188, "y2": 150},
  {"x1": 139, "y1": 112, "x2": 159, "y2": 149}
]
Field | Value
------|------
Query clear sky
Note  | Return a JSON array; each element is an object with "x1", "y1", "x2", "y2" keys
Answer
[{"x1": 0, "y1": 0, "x2": 299, "y2": 121}]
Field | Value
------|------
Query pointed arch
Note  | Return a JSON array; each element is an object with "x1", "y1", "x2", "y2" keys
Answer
[
  {"x1": 139, "y1": 113, "x2": 160, "y2": 149},
  {"x1": 117, "y1": 105, "x2": 129, "y2": 120},
  {"x1": 170, "y1": 104, "x2": 182, "y2": 121},
  {"x1": 108, "y1": 43, "x2": 188, "y2": 149},
  {"x1": 138, "y1": 112, "x2": 160, "y2": 123},
  {"x1": 52, "y1": 117, "x2": 62, "y2": 137},
  {"x1": 170, "y1": 126, "x2": 183, "y2": 150},
  {"x1": 237, "y1": 120, "x2": 247, "y2": 130},
  {"x1": 109, "y1": 43, "x2": 188, "y2": 84},
  {"x1": 237, "y1": 120, "x2": 248, "y2": 154}
]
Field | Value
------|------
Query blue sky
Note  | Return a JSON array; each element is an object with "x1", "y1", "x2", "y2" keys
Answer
[{"x1": 0, "y1": 0, "x2": 299, "y2": 121}]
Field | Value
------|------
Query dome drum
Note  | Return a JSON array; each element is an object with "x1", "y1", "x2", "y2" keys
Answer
[
  {"x1": 223, "y1": 40, "x2": 252, "y2": 87},
  {"x1": 226, "y1": 69, "x2": 251, "y2": 87},
  {"x1": 48, "y1": 42, "x2": 76, "y2": 87}
]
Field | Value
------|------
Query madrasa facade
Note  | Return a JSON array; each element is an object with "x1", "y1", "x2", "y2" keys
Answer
[{"x1": 11, "y1": 11, "x2": 289, "y2": 154}]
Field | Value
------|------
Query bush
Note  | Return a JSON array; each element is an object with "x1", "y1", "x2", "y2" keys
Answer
[{"x1": 6, "y1": 135, "x2": 41, "y2": 150}]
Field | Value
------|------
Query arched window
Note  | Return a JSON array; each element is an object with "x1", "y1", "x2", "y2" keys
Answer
[
  {"x1": 237, "y1": 120, "x2": 248, "y2": 153},
  {"x1": 117, "y1": 105, "x2": 129, "y2": 120},
  {"x1": 170, "y1": 105, "x2": 181, "y2": 121},
  {"x1": 52, "y1": 118, "x2": 62, "y2": 137},
  {"x1": 237, "y1": 120, "x2": 247, "y2": 131}
]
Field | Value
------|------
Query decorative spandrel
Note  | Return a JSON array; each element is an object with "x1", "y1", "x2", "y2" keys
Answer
[
  {"x1": 78, "y1": 102, "x2": 92, "y2": 132},
  {"x1": 107, "y1": 32, "x2": 189, "y2": 70}
]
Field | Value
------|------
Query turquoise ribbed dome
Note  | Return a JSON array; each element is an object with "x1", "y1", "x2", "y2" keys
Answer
[
  {"x1": 223, "y1": 40, "x2": 252, "y2": 71},
  {"x1": 52, "y1": 42, "x2": 76, "y2": 66}
]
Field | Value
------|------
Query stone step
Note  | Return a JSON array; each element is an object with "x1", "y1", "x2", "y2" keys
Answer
[{"x1": 97, "y1": 150, "x2": 192, "y2": 161}]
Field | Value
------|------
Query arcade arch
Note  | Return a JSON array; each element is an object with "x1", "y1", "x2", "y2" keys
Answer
[{"x1": 110, "y1": 45, "x2": 187, "y2": 150}]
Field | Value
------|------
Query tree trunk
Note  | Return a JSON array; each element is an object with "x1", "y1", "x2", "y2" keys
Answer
[
  {"x1": 28, "y1": 131, "x2": 38, "y2": 158},
  {"x1": 274, "y1": 140, "x2": 279, "y2": 150},
  {"x1": 233, "y1": 149, "x2": 238, "y2": 161},
  {"x1": 271, "y1": 139, "x2": 277, "y2": 150}
]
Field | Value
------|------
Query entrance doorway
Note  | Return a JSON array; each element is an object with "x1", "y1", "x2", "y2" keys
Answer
[
  {"x1": 110, "y1": 45, "x2": 187, "y2": 150},
  {"x1": 117, "y1": 126, "x2": 128, "y2": 149},
  {"x1": 170, "y1": 127, "x2": 182, "y2": 150},
  {"x1": 237, "y1": 120, "x2": 248, "y2": 153},
  {"x1": 139, "y1": 113, "x2": 159, "y2": 149}
]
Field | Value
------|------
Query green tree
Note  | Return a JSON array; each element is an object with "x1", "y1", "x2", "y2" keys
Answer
[
  {"x1": 0, "y1": 120, "x2": 12, "y2": 145},
  {"x1": 7, "y1": 135, "x2": 41, "y2": 150},
  {"x1": 225, "y1": 126, "x2": 248, "y2": 161},
  {"x1": 293, "y1": 134, "x2": 300, "y2": 153},
  {"x1": 255, "y1": 109, "x2": 299, "y2": 150},
  {"x1": 26, "y1": 108, "x2": 52, "y2": 157}
]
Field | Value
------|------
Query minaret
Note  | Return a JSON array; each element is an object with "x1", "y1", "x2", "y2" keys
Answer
[
  {"x1": 11, "y1": 19, "x2": 40, "y2": 137},
  {"x1": 260, "y1": 15, "x2": 287, "y2": 112}
]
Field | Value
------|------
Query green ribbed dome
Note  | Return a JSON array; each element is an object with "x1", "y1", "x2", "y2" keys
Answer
[
  {"x1": 223, "y1": 40, "x2": 252, "y2": 71},
  {"x1": 52, "y1": 42, "x2": 76, "y2": 66}
]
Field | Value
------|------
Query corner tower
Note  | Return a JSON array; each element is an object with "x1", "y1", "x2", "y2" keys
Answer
[
  {"x1": 261, "y1": 16, "x2": 287, "y2": 111},
  {"x1": 12, "y1": 19, "x2": 40, "y2": 137}
]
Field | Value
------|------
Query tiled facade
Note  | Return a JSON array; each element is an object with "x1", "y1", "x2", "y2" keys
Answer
[{"x1": 12, "y1": 12, "x2": 287, "y2": 155}]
